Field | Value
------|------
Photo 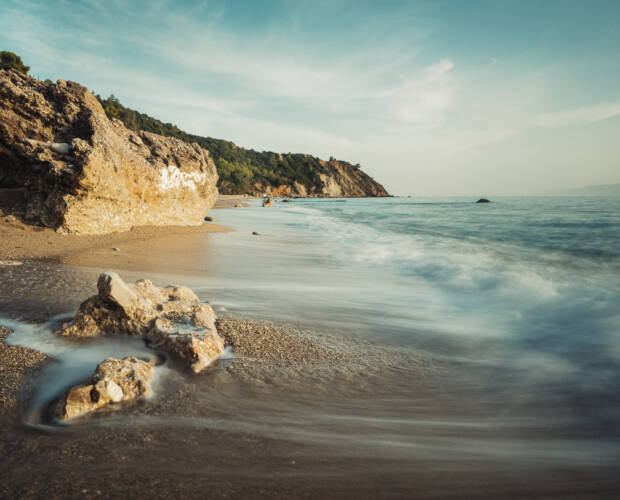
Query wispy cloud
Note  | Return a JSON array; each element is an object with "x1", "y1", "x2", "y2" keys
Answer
[{"x1": 536, "y1": 102, "x2": 620, "y2": 128}]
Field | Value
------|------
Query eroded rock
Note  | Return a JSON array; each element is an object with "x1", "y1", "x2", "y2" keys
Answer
[
  {"x1": 58, "y1": 272, "x2": 224, "y2": 372},
  {"x1": 147, "y1": 318, "x2": 225, "y2": 374},
  {"x1": 61, "y1": 356, "x2": 154, "y2": 420},
  {"x1": 0, "y1": 69, "x2": 218, "y2": 234}
]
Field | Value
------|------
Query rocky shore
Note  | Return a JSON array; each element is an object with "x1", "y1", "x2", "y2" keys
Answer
[{"x1": 0, "y1": 69, "x2": 219, "y2": 234}]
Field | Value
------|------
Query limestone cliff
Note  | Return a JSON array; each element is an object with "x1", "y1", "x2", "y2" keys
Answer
[
  {"x1": 96, "y1": 95, "x2": 390, "y2": 198},
  {"x1": 250, "y1": 158, "x2": 389, "y2": 198},
  {"x1": 0, "y1": 70, "x2": 218, "y2": 234}
]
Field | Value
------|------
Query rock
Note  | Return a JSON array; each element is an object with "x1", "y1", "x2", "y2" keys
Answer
[
  {"x1": 0, "y1": 69, "x2": 218, "y2": 234},
  {"x1": 49, "y1": 142, "x2": 70, "y2": 154},
  {"x1": 476, "y1": 198, "x2": 491, "y2": 203},
  {"x1": 147, "y1": 318, "x2": 224, "y2": 373},
  {"x1": 97, "y1": 271, "x2": 138, "y2": 309},
  {"x1": 281, "y1": 199, "x2": 293, "y2": 203},
  {"x1": 204, "y1": 216, "x2": 216, "y2": 222},
  {"x1": 252, "y1": 231, "x2": 260, "y2": 236},
  {"x1": 233, "y1": 203, "x2": 243, "y2": 208},
  {"x1": 57, "y1": 273, "x2": 224, "y2": 372},
  {"x1": 60, "y1": 356, "x2": 154, "y2": 420},
  {"x1": 112, "y1": 247, "x2": 120, "y2": 252},
  {"x1": 262, "y1": 198, "x2": 274, "y2": 207}
]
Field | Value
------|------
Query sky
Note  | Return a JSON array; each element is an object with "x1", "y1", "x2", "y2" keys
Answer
[{"x1": 1, "y1": 0, "x2": 619, "y2": 195}]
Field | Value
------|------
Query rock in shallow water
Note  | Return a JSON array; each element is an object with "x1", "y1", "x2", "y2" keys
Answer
[
  {"x1": 58, "y1": 272, "x2": 224, "y2": 372},
  {"x1": 148, "y1": 318, "x2": 225, "y2": 374},
  {"x1": 61, "y1": 356, "x2": 154, "y2": 420}
]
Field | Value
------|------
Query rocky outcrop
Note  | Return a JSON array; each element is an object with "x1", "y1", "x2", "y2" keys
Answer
[
  {"x1": 0, "y1": 69, "x2": 218, "y2": 234},
  {"x1": 58, "y1": 272, "x2": 224, "y2": 372},
  {"x1": 60, "y1": 356, "x2": 154, "y2": 420},
  {"x1": 250, "y1": 159, "x2": 389, "y2": 198}
]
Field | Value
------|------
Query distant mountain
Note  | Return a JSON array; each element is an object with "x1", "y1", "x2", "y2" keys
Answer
[
  {"x1": 556, "y1": 183, "x2": 620, "y2": 196},
  {"x1": 96, "y1": 95, "x2": 389, "y2": 198}
]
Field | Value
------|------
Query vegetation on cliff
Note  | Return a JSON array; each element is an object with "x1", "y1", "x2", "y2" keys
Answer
[
  {"x1": 1, "y1": 51, "x2": 387, "y2": 196},
  {"x1": 97, "y1": 95, "x2": 388, "y2": 196},
  {"x1": 0, "y1": 51, "x2": 30, "y2": 74}
]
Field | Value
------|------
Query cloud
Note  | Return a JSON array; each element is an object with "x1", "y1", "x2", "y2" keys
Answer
[{"x1": 536, "y1": 102, "x2": 620, "y2": 128}]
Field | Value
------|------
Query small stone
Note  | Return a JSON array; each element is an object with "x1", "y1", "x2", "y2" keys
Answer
[
  {"x1": 112, "y1": 247, "x2": 120, "y2": 252},
  {"x1": 204, "y1": 216, "x2": 216, "y2": 222},
  {"x1": 252, "y1": 231, "x2": 260, "y2": 236},
  {"x1": 49, "y1": 142, "x2": 70, "y2": 154}
]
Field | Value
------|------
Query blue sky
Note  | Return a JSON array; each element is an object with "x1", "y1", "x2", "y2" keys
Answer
[{"x1": 1, "y1": 0, "x2": 619, "y2": 195}]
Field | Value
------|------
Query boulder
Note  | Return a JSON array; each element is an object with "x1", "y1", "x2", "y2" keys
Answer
[
  {"x1": 57, "y1": 272, "x2": 224, "y2": 373},
  {"x1": 0, "y1": 69, "x2": 218, "y2": 233},
  {"x1": 476, "y1": 198, "x2": 491, "y2": 203},
  {"x1": 61, "y1": 356, "x2": 154, "y2": 420},
  {"x1": 262, "y1": 198, "x2": 274, "y2": 207},
  {"x1": 147, "y1": 318, "x2": 224, "y2": 374}
]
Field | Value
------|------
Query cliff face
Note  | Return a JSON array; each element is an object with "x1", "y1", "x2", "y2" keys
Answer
[
  {"x1": 251, "y1": 159, "x2": 389, "y2": 198},
  {"x1": 0, "y1": 70, "x2": 218, "y2": 234},
  {"x1": 95, "y1": 95, "x2": 390, "y2": 198}
]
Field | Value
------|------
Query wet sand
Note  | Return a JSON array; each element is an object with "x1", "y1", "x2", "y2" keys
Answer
[{"x1": 212, "y1": 194, "x2": 255, "y2": 208}]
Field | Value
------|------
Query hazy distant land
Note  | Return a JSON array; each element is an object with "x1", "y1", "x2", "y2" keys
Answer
[{"x1": 553, "y1": 183, "x2": 620, "y2": 196}]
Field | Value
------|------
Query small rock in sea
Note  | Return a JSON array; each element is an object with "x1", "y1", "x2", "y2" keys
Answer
[
  {"x1": 112, "y1": 247, "x2": 120, "y2": 252},
  {"x1": 262, "y1": 198, "x2": 274, "y2": 207},
  {"x1": 59, "y1": 356, "x2": 155, "y2": 420},
  {"x1": 204, "y1": 216, "x2": 216, "y2": 222},
  {"x1": 476, "y1": 198, "x2": 491, "y2": 203},
  {"x1": 233, "y1": 203, "x2": 243, "y2": 208},
  {"x1": 281, "y1": 199, "x2": 293, "y2": 203},
  {"x1": 252, "y1": 231, "x2": 260, "y2": 235}
]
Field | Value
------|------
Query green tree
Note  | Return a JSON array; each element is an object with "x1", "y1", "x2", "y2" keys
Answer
[{"x1": 0, "y1": 51, "x2": 30, "y2": 74}]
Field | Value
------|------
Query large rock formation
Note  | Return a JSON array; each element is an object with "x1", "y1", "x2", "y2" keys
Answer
[
  {"x1": 0, "y1": 69, "x2": 218, "y2": 233},
  {"x1": 58, "y1": 272, "x2": 224, "y2": 373},
  {"x1": 60, "y1": 356, "x2": 155, "y2": 420},
  {"x1": 249, "y1": 159, "x2": 390, "y2": 198}
]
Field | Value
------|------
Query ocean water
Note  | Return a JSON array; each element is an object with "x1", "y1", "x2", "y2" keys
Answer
[
  {"x1": 194, "y1": 196, "x2": 620, "y2": 462},
  {"x1": 2, "y1": 196, "x2": 620, "y2": 494}
]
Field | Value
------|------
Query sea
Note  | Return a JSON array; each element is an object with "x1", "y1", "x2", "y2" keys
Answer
[{"x1": 2, "y1": 195, "x2": 620, "y2": 496}]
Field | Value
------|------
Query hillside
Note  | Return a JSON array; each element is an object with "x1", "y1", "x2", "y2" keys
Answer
[{"x1": 97, "y1": 95, "x2": 389, "y2": 197}]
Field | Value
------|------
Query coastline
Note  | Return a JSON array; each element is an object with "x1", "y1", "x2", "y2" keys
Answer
[{"x1": 0, "y1": 194, "x2": 252, "y2": 265}]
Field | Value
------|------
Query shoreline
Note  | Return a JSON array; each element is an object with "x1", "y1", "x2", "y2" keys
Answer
[{"x1": 0, "y1": 194, "x2": 254, "y2": 265}]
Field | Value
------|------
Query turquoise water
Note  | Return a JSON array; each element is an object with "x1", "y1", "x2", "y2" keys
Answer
[
  {"x1": 207, "y1": 196, "x2": 620, "y2": 366},
  {"x1": 194, "y1": 196, "x2": 620, "y2": 464}
]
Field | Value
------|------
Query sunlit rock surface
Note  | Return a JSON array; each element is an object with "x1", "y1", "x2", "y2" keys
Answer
[
  {"x1": 58, "y1": 272, "x2": 224, "y2": 372},
  {"x1": 0, "y1": 69, "x2": 218, "y2": 233},
  {"x1": 61, "y1": 356, "x2": 154, "y2": 420}
]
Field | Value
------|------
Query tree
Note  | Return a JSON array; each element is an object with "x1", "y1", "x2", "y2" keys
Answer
[{"x1": 0, "y1": 51, "x2": 30, "y2": 74}]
